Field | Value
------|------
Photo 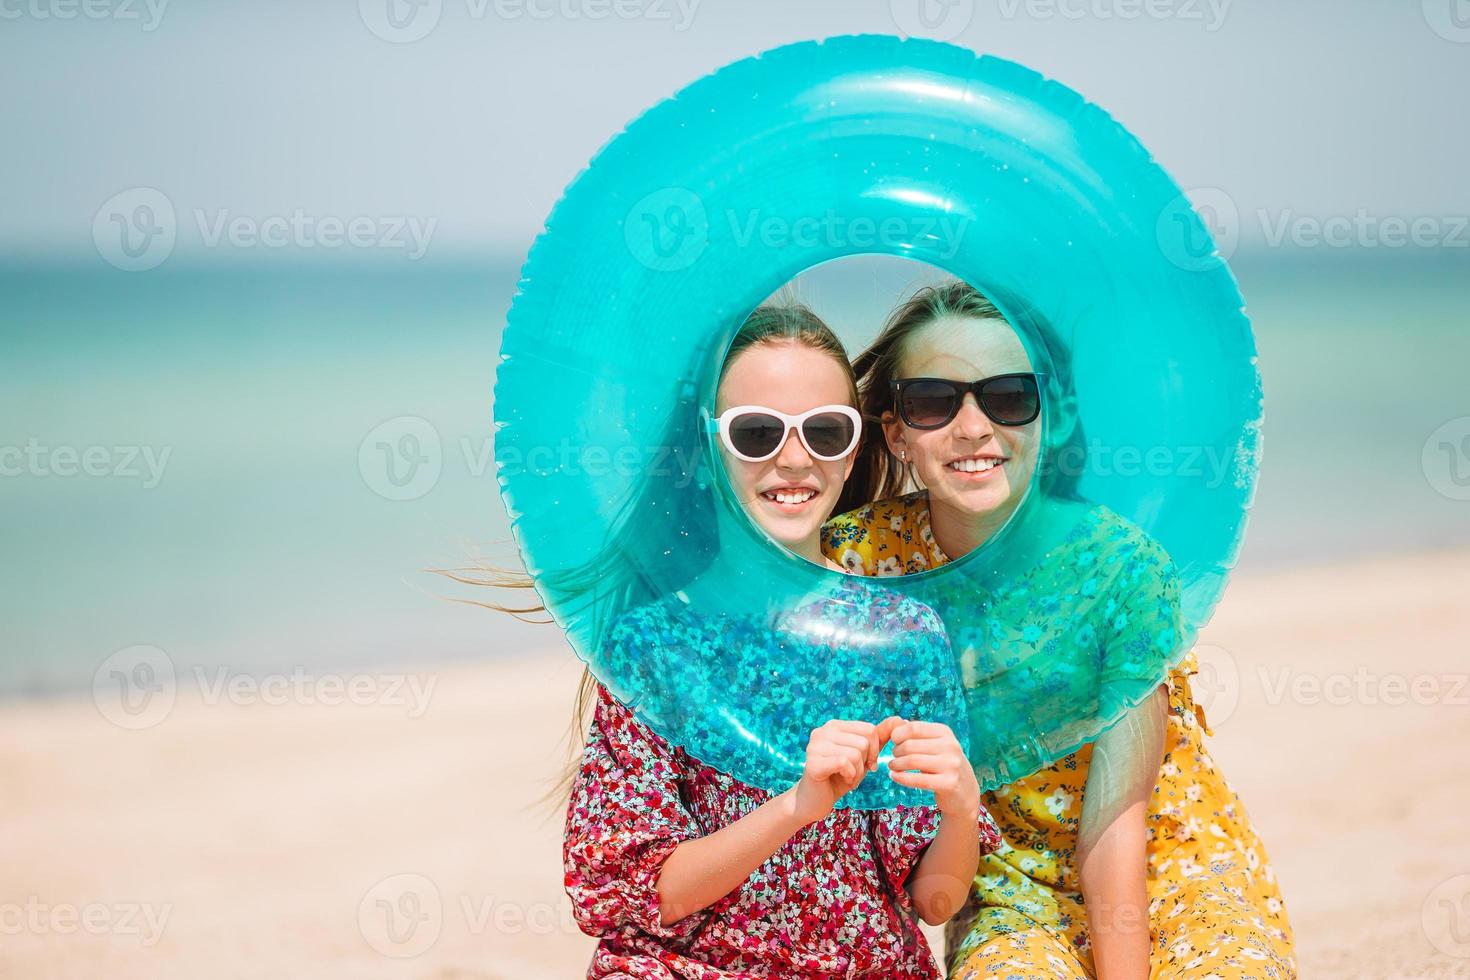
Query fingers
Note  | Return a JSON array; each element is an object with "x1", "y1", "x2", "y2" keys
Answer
[
  {"x1": 813, "y1": 720, "x2": 882, "y2": 771},
  {"x1": 819, "y1": 752, "x2": 866, "y2": 785},
  {"x1": 887, "y1": 768, "x2": 961, "y2": 793},
  {"x1": 890, "y1": 720, "x2": 955, "y2": 744},
  {"x1": 874, "y1": 715, "x2": 905, "y2": 745},
  {"x1": 888, "y1": 722, "x2": 967, "y2": 786},
  {"x1": 805, "y1": 752, "x2": 852, "y2": 783},
  {"x1": 815, "y1": 756, "x2": 860, "y2": 784},
  {"x1": 810, "y1": 729, "x2": 876, "y2": 766},
  {"x1": 811, "y1": 719, "x2": 964, "y2": 782},
  {"x1": 888, "y1": 738, "x2": 959, "y2": 763},
  {"x1": 886, "y1": 753, "x2": 950, "y2": 774},
  {"x1": 806, "y1": 736, "x2": 873, "y2": 788}
]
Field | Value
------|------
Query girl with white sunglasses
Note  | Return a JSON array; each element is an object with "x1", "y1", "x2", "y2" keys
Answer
[{"x1": 556, "y1": 303, "x2": 999, "y2": 978}]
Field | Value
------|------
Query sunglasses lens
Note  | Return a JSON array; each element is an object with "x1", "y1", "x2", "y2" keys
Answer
[
  {"x1": 981, "y1": 375, "x2": 1040, "y2": 424},
  {"x1": 727, "y1": 412, "x2": 786, "y2": 458},
  {"x1": 900, "y1": 380, "x2": 961, "y2": 428},
  {"x1": 801, "y1": 412, "x2": 856, "y2": 458}
]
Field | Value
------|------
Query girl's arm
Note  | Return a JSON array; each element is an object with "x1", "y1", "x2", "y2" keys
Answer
[
  {"x1": 656, "y1": 718, "x2": 888, "y2": 927},
  {"x1": 1077, "y1": 683, "x2": 1169, "y2": 980},
  {"x1": 887, "y1": 720, "x2": 995, "y2": 926}
]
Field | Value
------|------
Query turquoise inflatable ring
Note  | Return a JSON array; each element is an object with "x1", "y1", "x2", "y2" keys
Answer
[{"x1": 495, "y1": 36, "x2": 1261, "y2": 806}]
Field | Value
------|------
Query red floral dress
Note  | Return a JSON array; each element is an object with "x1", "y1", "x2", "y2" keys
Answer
[{"x1": 565, "y1": 685, "x2": 1002, "y2": 979}]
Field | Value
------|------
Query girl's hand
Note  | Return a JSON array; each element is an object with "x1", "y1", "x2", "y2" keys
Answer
[
  {"x1": 790, "y1": 719, "x2": 889, "y2": 826},
  {"x1": 886, "y1": 719, "x2": 981, "y2": 819}
]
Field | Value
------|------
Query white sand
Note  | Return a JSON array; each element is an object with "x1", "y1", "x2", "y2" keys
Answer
[{"x1": 2, "y1": 548, "x2": 1468, "y2": 979}]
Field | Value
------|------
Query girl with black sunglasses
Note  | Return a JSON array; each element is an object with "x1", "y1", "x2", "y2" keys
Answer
[{"x1": 821, "y1": 281, "x2": 1296, "y2": 980}]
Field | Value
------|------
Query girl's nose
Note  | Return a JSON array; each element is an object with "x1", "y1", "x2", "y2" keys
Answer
[
  {"x1": 774, "y1": 427, "x2": 815, "y2": 469},
  {"x1": 952, "y1": 392, "x2": 995, "y2": 442}
]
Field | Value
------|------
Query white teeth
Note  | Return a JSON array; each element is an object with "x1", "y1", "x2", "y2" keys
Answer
[
  {"x1": 766, "y1": 488, "x2": 816, "y2": 505},
  {"x1": 948, "y1": 457, "x2": 1002, "y2": 473}
]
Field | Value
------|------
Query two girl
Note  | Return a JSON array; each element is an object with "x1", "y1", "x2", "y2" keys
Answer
[
  {"x1": 821, "y1": 281, "x2": 1297, "y2": 979},
  {"x1": 519, "y1": 280, "x2": 1295, "y2": 978},
  {"x1": 561, "y1": 305, "x2": 1000, "y2": 978}
]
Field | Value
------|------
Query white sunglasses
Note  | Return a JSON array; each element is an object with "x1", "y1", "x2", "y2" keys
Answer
[{"x1": 706, "y1": 404, "x2": 863, "y2": 463}]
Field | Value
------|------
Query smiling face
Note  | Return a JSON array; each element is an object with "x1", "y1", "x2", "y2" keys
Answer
[
  {"x1": 882, "y1": 314, "x2": 1041, "y2": 550},
  {"x1": 715, "y1": 340, "x2": 857, "y2": 565}
]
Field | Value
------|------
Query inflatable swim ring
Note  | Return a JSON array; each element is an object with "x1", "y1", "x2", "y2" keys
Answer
[{"x1": 494, "y1": 35, "x2": 1261, "y2": 803}]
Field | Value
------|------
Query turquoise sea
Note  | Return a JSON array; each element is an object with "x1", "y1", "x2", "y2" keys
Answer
[{"x1": 1, "y1": 250, "x2": 1465, "y2": 696}]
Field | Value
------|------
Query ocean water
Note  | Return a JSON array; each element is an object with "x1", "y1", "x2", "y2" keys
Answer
[{"x1": 1, "y1": 250, "x2": 1465, "y2": 696}]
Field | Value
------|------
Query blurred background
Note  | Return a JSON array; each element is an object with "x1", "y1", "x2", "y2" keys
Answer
[{"x1": 1, "y1": 2, "x2": 1467, "y2": 978}]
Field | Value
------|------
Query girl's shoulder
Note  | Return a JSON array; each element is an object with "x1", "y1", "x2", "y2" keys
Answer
[
  {"x1": 1062, "y1": 502, "x2": 1177, "y2": 580},
  {"x1": 1014, "y1": 502, "x2": 1181, "y2": 634}
]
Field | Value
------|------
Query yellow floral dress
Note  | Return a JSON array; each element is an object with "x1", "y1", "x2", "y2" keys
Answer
[{"x1": 821, "y1": 492, "x2": 1296, "y2": 979}]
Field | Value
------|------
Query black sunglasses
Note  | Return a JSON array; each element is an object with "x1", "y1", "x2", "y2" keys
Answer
[{"x1": 891, "y1": 373, "x2": 1043, "y2": 430}]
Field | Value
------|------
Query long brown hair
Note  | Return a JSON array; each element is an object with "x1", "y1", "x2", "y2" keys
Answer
[
  {"x1": 443, "y1": 302, "x2": 857, "y2": 807},
  {"x1": 834, "y1": 279, "x2": 1085, "y2": 517}
]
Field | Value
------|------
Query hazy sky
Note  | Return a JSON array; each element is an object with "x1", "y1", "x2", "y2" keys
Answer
[{"x1": 2, "y1": 0, "x2": 1466, "y2": 259}]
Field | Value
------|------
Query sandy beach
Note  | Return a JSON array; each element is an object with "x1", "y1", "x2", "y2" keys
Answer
[{"x1": 3, "y1": 547, "x2": 1469, "y2": 979}]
